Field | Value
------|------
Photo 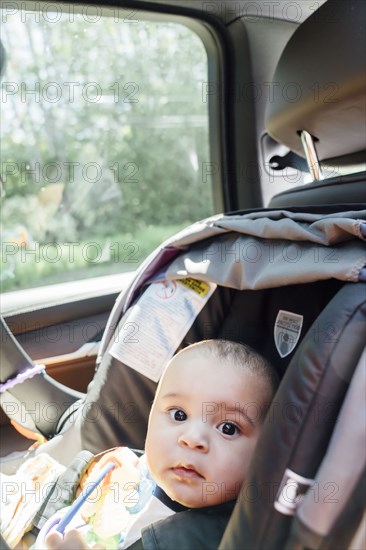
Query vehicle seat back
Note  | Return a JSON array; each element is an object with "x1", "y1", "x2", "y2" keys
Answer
[{"x1": 266, "y1": 0, "x2": 366, "y2": 208}]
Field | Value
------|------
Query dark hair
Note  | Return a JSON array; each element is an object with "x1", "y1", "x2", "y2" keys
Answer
[{"x1": 184, "y1": 339, "x2": 279, "y2": 399}]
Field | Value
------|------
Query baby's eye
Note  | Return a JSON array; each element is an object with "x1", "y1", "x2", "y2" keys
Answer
[
  {"x1": 168, "y1": 408, "x2": 187, "y2": 421},
  {"x1": 218, "y1": 422, "x2": 240, "y2": 436}
]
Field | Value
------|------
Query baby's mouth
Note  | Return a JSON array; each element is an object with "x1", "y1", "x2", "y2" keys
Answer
[{"x1": 171, "y1": 465, "x2": 205, "y2": 480}]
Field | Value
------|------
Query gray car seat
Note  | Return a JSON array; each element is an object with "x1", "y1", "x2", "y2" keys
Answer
[
  {"x1": 1, "y1": 208, "x2": 365, "y2": 549},
  {"x1": 0, "y1": 0, "x2": 365, "y2": 548}
]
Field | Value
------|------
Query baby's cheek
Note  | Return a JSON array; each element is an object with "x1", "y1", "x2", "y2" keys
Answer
[
  {"x1": 225, "y1": 456, "x2": 250, "y2": 487},
  {"x1": 145, "y1": 444, "x2": 160, "y2": 480}
]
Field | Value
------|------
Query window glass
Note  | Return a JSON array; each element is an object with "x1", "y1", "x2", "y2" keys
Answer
[{"x1": 1, "y1": 6, "x2": 213, "y2": 292}]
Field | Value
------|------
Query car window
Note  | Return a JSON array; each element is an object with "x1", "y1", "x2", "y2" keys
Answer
[{"x1": 1, "y1": 5, "x2": 214, "y2": 292}]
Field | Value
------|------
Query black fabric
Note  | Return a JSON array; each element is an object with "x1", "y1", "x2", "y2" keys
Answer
[
  {"x1": 268, "y1": 177, "x2": 366, "y2": 208},
  {"x1": 128, "y1": 539, "x2": 144, "y2": 550},
  {"x1": 153, "y1": 486, "x2": 187, "y2": 513},
  {"x1": 80, "y1": 483, "x2": 234, "y2": 550},
  {"x1": 284, "y1": 517, "x2": 327, "y2": 550},
  {"x1": 219, "y1": 282, "x2": 366, "y2": 550},
  {"x1": 180, "y1": 285, "x2": 234, "y2": 347},
  {"x1": 218, "y1": 279, "x2": 343, "y2": 376},
  {"x1": 141, "y1": 500, "x2": 236, "y2": 550},
  {"x1": 270, "y1": 181, "x2": 366, "y2": 210},
  {"x1": 228, "y1": 203, "x2": 366, "y2": 217},
  {"x1": 81, "y1": 352, "x2": 157, "y2": 452}
]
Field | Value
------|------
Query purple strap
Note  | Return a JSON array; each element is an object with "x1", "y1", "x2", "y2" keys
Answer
[{"x1": 0, "y1": 363, "x2": 45, "y2": 393}]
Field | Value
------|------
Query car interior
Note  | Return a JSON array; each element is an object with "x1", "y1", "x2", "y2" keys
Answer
[{"x1": 0, "y1": 0, "x2": 365, "y2": 549}]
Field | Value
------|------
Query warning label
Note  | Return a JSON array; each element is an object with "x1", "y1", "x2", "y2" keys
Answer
[
  {"x1": 178, "y1": 278, "x2": 211, "y2": 297},
  {"x1": 109, "y1": 279, "x2": 216, "y2": 382}
]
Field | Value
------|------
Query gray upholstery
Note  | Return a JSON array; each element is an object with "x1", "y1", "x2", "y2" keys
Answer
[
  {"x1": 265, "y1": 0, "x2": 366, "y2": 164},
  {"x1": 266, "y1": 0, "x2": 366, "y2": 207}
]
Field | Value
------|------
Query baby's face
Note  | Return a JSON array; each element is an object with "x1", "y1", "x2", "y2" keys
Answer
[{"x1": 145, "y1": 347, "x2": 267, "y2": 508}]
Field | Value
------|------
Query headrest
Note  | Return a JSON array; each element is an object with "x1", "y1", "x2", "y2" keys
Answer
[{"x1": 265, "y1": 0, "x2": 366, "y2": 164}]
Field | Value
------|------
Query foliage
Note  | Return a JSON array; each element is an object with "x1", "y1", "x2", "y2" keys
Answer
[
  {"x1": 1, "y1": 10, "x2": 214, "y2": 291},
  {"x1": 0, "y1": 224, "x2": 185, "y2": 292}
]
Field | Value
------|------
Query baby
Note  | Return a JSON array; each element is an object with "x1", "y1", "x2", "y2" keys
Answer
[{"x1": 46, "y1": 339, "x2": 278, "y2": 549}]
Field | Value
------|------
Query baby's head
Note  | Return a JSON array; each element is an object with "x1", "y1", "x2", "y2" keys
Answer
[{"x1": 145, "y1": 339, "x2": 278, "y2": 508}]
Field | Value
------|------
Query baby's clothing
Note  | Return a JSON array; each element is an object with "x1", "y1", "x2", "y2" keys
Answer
[
  {"x1": 128, "y1": 488, "x2": 236, "y2": 550},
  {"x1": 122, "y1": 487, "x2": 176, "y2": 548},
  {"x1": 0, "y1": 448, "x2": 235, "y2": 549}
]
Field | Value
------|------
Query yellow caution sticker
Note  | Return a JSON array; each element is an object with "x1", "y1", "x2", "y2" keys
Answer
[{"x1": 177, "y1": 278, "x2": 211, "y2": 297}]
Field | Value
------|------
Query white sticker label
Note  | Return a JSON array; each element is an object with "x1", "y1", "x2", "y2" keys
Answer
[
  {"x1": 274, "y1": 310, "x2": 303, "y2": 358},
  {"x1": 274, "y1": 468, "x2": 314, "y2": 516},
  {"x1": 109, "y1": 279, "x2": 216, "y2": 382}
]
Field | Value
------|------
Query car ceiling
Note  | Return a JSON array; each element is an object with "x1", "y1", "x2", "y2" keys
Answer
[{"x1": 139, "y1": 0, "x2": 329, "y2": 24}]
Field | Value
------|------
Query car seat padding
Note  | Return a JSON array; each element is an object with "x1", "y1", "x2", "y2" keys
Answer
[
  {"x1": 218, "y1": 282, "x2": 366, "y2": 550},
  {"x1": 80, "y1": 279, "x2": 346, "y2": 454}
]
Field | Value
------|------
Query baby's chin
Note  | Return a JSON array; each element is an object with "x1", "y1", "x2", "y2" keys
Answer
[
  {"x1": 165, "y1": 480, "x2": 243, "y2": 509},
  {"x1": 162, "y1": 484, "x2": 212, "y2": 509}
]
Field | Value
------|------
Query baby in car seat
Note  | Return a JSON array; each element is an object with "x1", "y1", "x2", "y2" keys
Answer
[{"x1": 45, "y1": 339, "x2": 278, "y2": 549}]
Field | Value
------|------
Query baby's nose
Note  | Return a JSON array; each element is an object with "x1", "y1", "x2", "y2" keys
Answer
[{"x1": 178, "y1": 425, "x2": 209, "y2": 452}]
